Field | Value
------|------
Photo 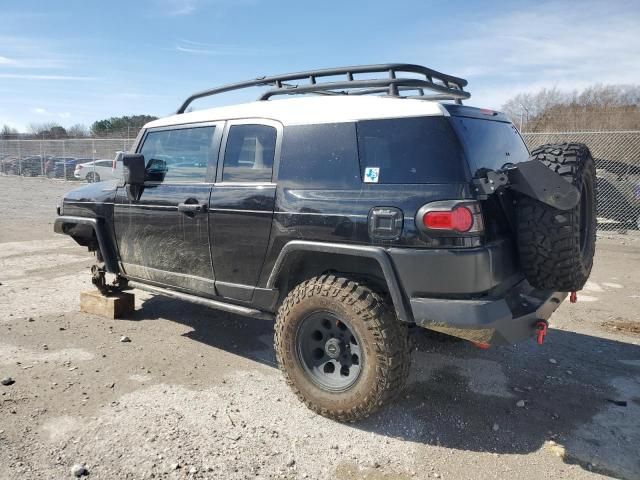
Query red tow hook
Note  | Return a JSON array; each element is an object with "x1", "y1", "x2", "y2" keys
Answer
[
  {"x1": 536, "y1": 321, "x2": 548, "y2": 345},
  {"x1": 570, "y1": 291, "x2": 577, "y2": 303}
]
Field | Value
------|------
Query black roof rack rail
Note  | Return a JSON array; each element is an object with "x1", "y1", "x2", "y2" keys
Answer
[{"x1": 176, "y1": 63, "x2": 470, "y2": 114}]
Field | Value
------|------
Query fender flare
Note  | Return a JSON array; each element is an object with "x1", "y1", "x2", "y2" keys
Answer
[
  {"x1": 266, "y1": 240, "x2": 413, "y2": 323},
  {"x1": 54, "y1": 216, "x2": 120, "y2": 274}
]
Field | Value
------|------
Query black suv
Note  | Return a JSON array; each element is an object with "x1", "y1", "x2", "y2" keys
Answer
[{"x1": 55, "y1": 64, "x2": 596, "y2": 421}]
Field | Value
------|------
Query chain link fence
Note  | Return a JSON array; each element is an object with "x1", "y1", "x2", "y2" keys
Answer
[
  {"x1": 522, "y1": 131, "x2": 640, "y2": 230},
  {"x1": 0, "y1": 138, "x2": 136, "y2": 180},
  {"x1": 1, "y1": 131, "x2": 639, "y2": 230}
]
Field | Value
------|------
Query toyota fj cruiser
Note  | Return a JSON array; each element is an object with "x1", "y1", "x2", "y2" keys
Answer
[{"x1": 55, "y1": 64, "x2": 596, "y2": 421}]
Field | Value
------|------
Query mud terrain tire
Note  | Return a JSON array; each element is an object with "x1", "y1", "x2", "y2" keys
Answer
[
  {"x1": 516, "y1": 143, "x2": 597, "y2": 291},
  {"x1": 275, "y1": 275, "x2": 410, "y2": 422}
]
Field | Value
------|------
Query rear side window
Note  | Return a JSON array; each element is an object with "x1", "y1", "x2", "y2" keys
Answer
[
  {"x1": 449, "y1": 117, "x2": 529, "y2": 176},
  {"x1": 140, "y1": 126, "x2": 214, "y2": 182},
  {"x1": 279, "y1": 123, "x2": 360, "y2": 188},
  {"x1": 356, "y1": 117, "x2": 466, "y2": 184},
  {"x1": 222, "y1": 124, "x2": 276, "y2": 182}
]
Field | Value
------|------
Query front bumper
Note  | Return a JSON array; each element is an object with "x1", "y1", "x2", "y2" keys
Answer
[{"x1": 410, "y1": 281, "x2": 566, "y2": 345}]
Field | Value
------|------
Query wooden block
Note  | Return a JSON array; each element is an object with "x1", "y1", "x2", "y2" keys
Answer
[{"x1": 80, "y1": 290, "x2": 135, "y2": 319}]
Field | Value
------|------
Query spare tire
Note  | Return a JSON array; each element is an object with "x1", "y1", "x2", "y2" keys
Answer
[{"x1": 516, "y1": 143, "x2": 596, "y2": 291}]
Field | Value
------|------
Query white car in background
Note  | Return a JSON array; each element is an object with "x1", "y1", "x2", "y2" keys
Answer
[{"x1": 74, "y1": 153, "x2": 124, "y2": 183}]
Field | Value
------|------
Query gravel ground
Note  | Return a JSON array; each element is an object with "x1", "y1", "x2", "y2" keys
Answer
[{"x1": 1, "y1": 175, "x2": 640, "y2": 480}]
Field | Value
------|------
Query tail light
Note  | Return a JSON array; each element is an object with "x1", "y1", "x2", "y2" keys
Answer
[{"x1": 416, "y1": 200, "x2": 484, "y2": 234}]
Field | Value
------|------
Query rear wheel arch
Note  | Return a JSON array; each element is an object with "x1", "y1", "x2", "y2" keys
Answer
[{"x1": 266, "y1": 241, "x2": 413, "y2": 323}]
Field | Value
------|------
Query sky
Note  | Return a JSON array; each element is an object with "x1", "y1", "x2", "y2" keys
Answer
[{"x1": 1, "y1": 0, "x2": 639, "y2": 132}]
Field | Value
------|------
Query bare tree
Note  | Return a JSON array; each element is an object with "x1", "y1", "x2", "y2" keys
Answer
[
  {"x1": 1, "y1": 124, "x2": 18, "y2": 137},
  {"x1": 502, "y1": 84, "x2": 640, "y2": 132},
  {"x1": 67, "y1": 124, "x2": 89, "y2": 138},
  {"x1": 27, "y1": 122, "x2": 61, "y2": 136}
]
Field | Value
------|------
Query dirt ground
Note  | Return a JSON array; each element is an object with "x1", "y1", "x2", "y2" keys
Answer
[{"x1": 1, "y1": 175, "x2": 639, "y2": 480}]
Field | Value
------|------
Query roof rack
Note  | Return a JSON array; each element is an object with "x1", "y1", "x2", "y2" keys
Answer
[{"x1": 176, "y1": 63, "x2": 470, "y2": 114}]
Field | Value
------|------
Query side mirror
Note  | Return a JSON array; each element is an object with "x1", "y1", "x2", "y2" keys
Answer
[
  {"x1": 122, "y1": 153, "x2": 146, "y2": 185},
  {"x1": 145, "y1": 158, "x2": 168, "y2": 183}
]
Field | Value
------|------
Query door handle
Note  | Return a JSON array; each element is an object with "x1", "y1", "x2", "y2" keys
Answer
[{"x1": 178, "y1": 201, "x2": 207, "y2": 214}]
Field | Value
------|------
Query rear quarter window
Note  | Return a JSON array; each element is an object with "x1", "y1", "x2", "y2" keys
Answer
[
  {"x1": 279, "y1": 123, "x2": 360, "y2": 188},
  {"x1": 356, "y1": 116, "x2": 467, "y2": 184},
  {"x1": 448, "y1": 117, "x2": 530, "y2": 176}
]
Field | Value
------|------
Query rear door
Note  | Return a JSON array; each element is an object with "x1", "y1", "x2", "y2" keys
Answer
[
  {"x1": 114, "y1": 122, "x2": 223, "y2": 295},
  {"x1": 209, "y1": 119, "x2": 280, "y2": 301}
]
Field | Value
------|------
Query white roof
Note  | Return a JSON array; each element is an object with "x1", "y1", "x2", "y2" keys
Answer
[{"x1": 145, "y1": 95, "x2": 448, "y2": 129}]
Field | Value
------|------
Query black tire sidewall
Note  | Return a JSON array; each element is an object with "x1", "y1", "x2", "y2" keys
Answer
[
  {"x1": 577, "y1": 158, "x2": 597, "y2": 274},
  {"x1": 278, "y1": 292, "x2": 383, "y2": 414}
]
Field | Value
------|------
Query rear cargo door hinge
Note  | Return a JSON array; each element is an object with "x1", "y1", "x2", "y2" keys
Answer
[
  {"x1": 472, "y1": 160, "x2": 580, "y2": 211},
  {"x1": 472, "y1": 171, "x2": 509, "y2": 200}
]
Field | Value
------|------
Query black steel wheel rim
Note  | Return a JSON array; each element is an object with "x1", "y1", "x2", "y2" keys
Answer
[{"x1": 296, "y1": 311, "x2": 363, "y2": 392}]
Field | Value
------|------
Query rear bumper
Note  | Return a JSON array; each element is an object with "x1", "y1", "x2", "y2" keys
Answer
[
  {"x1": 388, "y1": 239, "x2": 518, "y2": 297},
  {"x1": 410, "y1": 282, "x2": 566, "y2": 345},
  {"x1": 388, "y1": 241, "x2": 566, "y2": 345}
]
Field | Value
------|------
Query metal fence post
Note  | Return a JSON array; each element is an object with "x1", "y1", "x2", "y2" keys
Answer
[{"x1": 63, "y1": 140, "x2": 67, "y2": 181}]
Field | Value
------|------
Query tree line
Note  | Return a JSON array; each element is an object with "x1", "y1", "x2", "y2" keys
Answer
[
  {"x1": 1, "y1": 115, "x2": 158, "y2": 139},
  {"x1": 3, "y1": 84, "x2": 639, "y2": 138},
  {"x1": 501, "y1": 84, "x2": 640, "y2": 132}
]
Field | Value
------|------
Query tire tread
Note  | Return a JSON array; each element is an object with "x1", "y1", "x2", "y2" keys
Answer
[{"x1": 274, "y1": 275, "x2": 410, "y2": 422}]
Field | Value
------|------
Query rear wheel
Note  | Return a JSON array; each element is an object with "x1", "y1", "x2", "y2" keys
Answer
[
  {"x1": 516, "y1": 143, "x2": 597, "y2": 291},
  {"x1": 275, "y1": 275, "x2": 410, "y2": 422}
]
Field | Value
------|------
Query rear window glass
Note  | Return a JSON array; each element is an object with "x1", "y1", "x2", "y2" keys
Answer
[
  {"x1": 356, "y1": 117, "x2": 466, "y2": 184},
  {"x1": 449, "y1": 117, "x2": 529, "y2": 176}
]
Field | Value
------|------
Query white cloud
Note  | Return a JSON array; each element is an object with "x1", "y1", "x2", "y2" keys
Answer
[
  {"x1": 153, "y1": 0, "x2": 256, "y2": 16},
  {"x1": 174, "y1": 39, "x2": 279, "y2": 56},
  {"x1": 432, "y1": 1, "x2": 640, "y2": 109},
  {"x1": 0, "y1": 35, "x2": 86, "y2": 71},
  {"x1": 157, "y1": 0, "x2": 199, "y2": 15},
  {"x1": 30, "y1": 107, "x2": 72, "y2": 119},
  {"x1": 0, "y1": 74, "x2": 94, "y2": 81}
]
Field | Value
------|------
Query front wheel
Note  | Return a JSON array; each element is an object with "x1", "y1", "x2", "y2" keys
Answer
[{"x1": 275, "y1": 275, "x2": 410, "y2": 422}]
